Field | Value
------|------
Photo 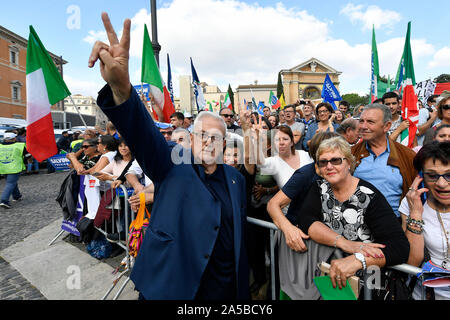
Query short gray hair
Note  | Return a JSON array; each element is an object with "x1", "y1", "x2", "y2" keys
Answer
[
  {"x1": 362, "y1": 103, "x2": 392, "y2": 124},
  {"x1": 193, "y1": 111, "x2": 227, "y2": 135},
  {"x1": 336, "y1": 118, "x2": 358, "y2": 134}
]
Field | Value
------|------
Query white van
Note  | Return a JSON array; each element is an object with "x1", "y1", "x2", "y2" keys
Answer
[{"x1": 0, "y1": 117, "x2": 27, "y2": 128}]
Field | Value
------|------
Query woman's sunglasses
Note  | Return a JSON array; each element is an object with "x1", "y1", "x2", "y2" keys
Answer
[{"x1": 317, "y1": 157, "x2": 346, "y2": 168}]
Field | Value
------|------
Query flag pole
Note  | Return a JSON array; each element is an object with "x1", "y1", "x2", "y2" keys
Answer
[{"x1": 67, "y1": 95, "x2": 88, "y2": 130}]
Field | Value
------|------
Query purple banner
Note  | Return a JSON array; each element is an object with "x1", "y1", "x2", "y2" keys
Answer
[{"x1": 61, "y1": 175, "x2": 85, "y2": 236}]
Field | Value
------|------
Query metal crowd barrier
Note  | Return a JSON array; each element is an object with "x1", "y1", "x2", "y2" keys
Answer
[
  {"x1": 94, "y1": 182, "x2": 135, "y2": 300},
  {"x1": 246, "y1": 217, "x2": 426, "y2": 301}
]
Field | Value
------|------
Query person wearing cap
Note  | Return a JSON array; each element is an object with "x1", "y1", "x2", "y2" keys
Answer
[
  {"x1": 156, "y1": 123, "x2": 174, "y2": 142},
  {"x1": 183, "y1": 112, "x2": 194, "y2": 132},
  {"x1": 0, "y1": 132, "x2": 31, "y2": 209}
]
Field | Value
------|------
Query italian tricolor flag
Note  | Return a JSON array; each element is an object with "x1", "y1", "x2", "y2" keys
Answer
[
  {"x1": 141, "y1": 24, "x2": 175, "y2": 123},
  {"x1": 397, "y1": 22, "x2": 419, "y2": 148},
  {"x1": 223, "y1": 91, "x2": 232, "y2": 111},
  {"x1": 26, "y1": 26, "x2": 70, "y2": 162}
]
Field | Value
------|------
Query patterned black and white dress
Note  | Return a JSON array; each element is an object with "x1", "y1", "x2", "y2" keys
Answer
[
  {"x1": 298, "y1": 178, "x2": 410, "y2": 267},
  {"x1": 319, "y1": 179, "x2": 375, "y2": 243}
]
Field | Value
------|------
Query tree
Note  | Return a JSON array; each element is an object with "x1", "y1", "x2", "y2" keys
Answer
[
  {"x1": 434, "y1": 74, "x2": 450, "y2": 83},
  {"x1": 341, "y1": 93, "x2": 370, "y2": 110}
]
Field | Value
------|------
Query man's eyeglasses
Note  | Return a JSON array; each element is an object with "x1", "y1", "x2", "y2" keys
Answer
[
  {"x1": 221, "y1": 114, "x2": 234, "y2": 118},
  {"x1": 441, "y1": 105, "x2": 450, "y2": 111},
  {"x1": 317, "y1": 157, "x2": 346, "y2": 168},
  {"x1": 193, "y1": 131, "x2": 224, "y2": 143},
  {"x1": 82, "y1": 145, "x2": 95, "y2": 149},
  {"x1": 423, "y1": 172, "x2": 450, "y2": 183}
]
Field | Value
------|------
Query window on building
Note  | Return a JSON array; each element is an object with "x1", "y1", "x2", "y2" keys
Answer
[
  {"x1": 11, "y1": 81, "x2": 22, "y2": 102},
  {"x1": 11, "y1": 51, "x2": 16, "y2": 64},
  {"x1": 9, "y1": 45, "x2": 19, "y2": 66}
]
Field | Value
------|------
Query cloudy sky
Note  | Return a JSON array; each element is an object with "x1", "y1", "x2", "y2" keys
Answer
[{"x1": 2, "y1": 0, "x2": 449, "y2": 99}]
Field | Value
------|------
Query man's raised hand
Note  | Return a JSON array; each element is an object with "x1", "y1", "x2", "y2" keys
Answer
[{"x1": 88, "y1": 12, "x2": 131, "y2": 105}]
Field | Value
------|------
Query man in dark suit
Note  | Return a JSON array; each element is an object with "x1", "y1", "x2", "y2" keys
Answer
[{"x1": 89, "y1": 12, "x2": 249, "y2": 300}]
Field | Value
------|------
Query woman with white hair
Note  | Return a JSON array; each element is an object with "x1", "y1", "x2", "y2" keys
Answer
[{"x1": 298, "y1": 136, "x2": 409, "y2": 291}]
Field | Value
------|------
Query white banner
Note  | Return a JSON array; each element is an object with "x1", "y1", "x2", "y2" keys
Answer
[{"x1": 415, "y1": 79, "x2": 436, "y2": 104}]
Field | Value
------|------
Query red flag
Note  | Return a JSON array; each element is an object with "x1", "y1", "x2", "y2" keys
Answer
[{"x1": 401, "y1": 85, "x2": 419, "y2": 148}]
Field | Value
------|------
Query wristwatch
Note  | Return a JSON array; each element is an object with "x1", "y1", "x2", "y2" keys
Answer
[{"x1": 354, "y1": 252, "x2": 367, "y2": 271}]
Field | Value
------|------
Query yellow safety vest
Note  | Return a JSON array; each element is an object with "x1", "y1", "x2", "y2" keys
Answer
[
  {"x1": 0, "y1": 142, "x2": 26, "y2": 174},
  {"x1": 70, "y1": 139, "x2": 83, "y2": 149}
]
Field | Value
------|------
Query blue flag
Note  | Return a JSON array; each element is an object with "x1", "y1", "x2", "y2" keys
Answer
[
  {"x1": 133, "y1": 83, "x2": 150, "y2": 101},
  {"x1": 167, "y1": 54, "x2": 174, "y2": 103},
  {"x1": 190, "y1": 57, "x2": 206, "y2": 111},
  {"x1": 244, "y1": 98, "x2": 249, "y2": 110},
  {"x1": 321, "y1": 74, "x2": 342, "y2": 110},
  {"x1": 257, "y1": 101, "x2": 265, "y2": 115}
]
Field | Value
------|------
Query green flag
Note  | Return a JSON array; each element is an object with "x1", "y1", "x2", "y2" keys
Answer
[
  {"x1": 276, "y1": 71, "x2": 284, "y2": 99},
  {"x1": 370, "y1": 25, "x2": 380, "y2": 102}
]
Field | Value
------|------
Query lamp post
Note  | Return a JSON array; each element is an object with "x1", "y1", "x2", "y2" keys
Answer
[{"x1": 150, "y1": 0, "x2": 161, "y2": 66}]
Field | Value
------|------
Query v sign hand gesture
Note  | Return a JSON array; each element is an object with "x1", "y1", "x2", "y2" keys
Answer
[{"x1": 88, "y1": 12, "x2": 132, "y2": 105}]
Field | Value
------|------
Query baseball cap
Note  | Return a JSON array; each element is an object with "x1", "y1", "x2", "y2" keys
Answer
[{"x1": 184, "y1": 112, "x2": 193, "y2": 118}]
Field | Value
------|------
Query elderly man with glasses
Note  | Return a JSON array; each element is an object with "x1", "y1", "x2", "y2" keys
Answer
[{"x1": 90, "y1": 13, "x2": 249, "y2": 300}]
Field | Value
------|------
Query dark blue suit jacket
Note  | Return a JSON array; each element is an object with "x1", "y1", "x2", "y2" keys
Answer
[{"x1": 98, "y1": 85, "x2": 249, "y2": 299}]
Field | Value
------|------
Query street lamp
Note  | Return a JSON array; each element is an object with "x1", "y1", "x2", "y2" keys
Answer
[{"x1": 150, "y1": 0, "x2": 161, "y2": 66}]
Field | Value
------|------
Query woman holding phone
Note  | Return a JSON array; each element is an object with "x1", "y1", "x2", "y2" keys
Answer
[
  {"x1": 302, "y1": 102, "x2": 339, "y2": 150},
  {"x1": 400, "y1": 141, "x2": 450, "y2": 300}
]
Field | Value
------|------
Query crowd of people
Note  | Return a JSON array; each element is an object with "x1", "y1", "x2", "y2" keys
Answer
[
  {"x1": 2, "y1": 12, "x2": 449, "y2": 301},
  {"x1": 80, "y1": 13, "x2": 450, "y2": 300}
]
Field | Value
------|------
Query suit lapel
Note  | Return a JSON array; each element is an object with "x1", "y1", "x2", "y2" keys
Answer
[{"x1": 224, "y1": 166, "x2": 242, "y2": 273}]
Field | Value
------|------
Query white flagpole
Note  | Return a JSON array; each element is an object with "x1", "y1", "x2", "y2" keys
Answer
[{"x1": 68, "y1": 95, "x2": 88, "y2": 130}]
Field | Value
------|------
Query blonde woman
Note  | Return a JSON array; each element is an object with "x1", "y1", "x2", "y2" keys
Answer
[{"x1": 298, "y1": 136, "x2": 409, "y2": 289}]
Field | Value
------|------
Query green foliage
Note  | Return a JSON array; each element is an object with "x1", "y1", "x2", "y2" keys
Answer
[
  {"x1": 341, "y1": 93, "x2": 370, "y2": 110},
  {"x1": 434, "y1": 74, "x2": 450, "y2": 83}
]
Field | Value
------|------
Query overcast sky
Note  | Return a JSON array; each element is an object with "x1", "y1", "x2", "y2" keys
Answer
[{"x1": 2, "y1": 0, "x2": 449, "y2": 100}]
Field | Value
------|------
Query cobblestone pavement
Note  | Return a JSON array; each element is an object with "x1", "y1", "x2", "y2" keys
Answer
[
  {"x1": 0, "y1": 169, "x2": 130, "y2": 300},
  {"x1": 0, "y1": 170, "x2": 66, "y2": 300}
]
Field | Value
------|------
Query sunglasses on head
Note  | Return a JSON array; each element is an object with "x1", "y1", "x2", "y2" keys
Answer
[{"x1": 317, "y1": 157, "x2": 346, "y2": 168}]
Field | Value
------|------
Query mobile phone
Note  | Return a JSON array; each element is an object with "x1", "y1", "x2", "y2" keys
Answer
[{"x1": 418, "y1": 171, "x2": 427, "y2": 204}]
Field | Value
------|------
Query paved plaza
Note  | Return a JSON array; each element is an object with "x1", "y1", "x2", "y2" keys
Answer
[{"x1": 0, "y1": 170, "x2": 138, "y2": 300}]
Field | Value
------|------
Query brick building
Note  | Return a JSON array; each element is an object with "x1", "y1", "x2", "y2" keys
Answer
[{"x1": 0, "y1": 25, "x2": 67, "y2": 120}]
